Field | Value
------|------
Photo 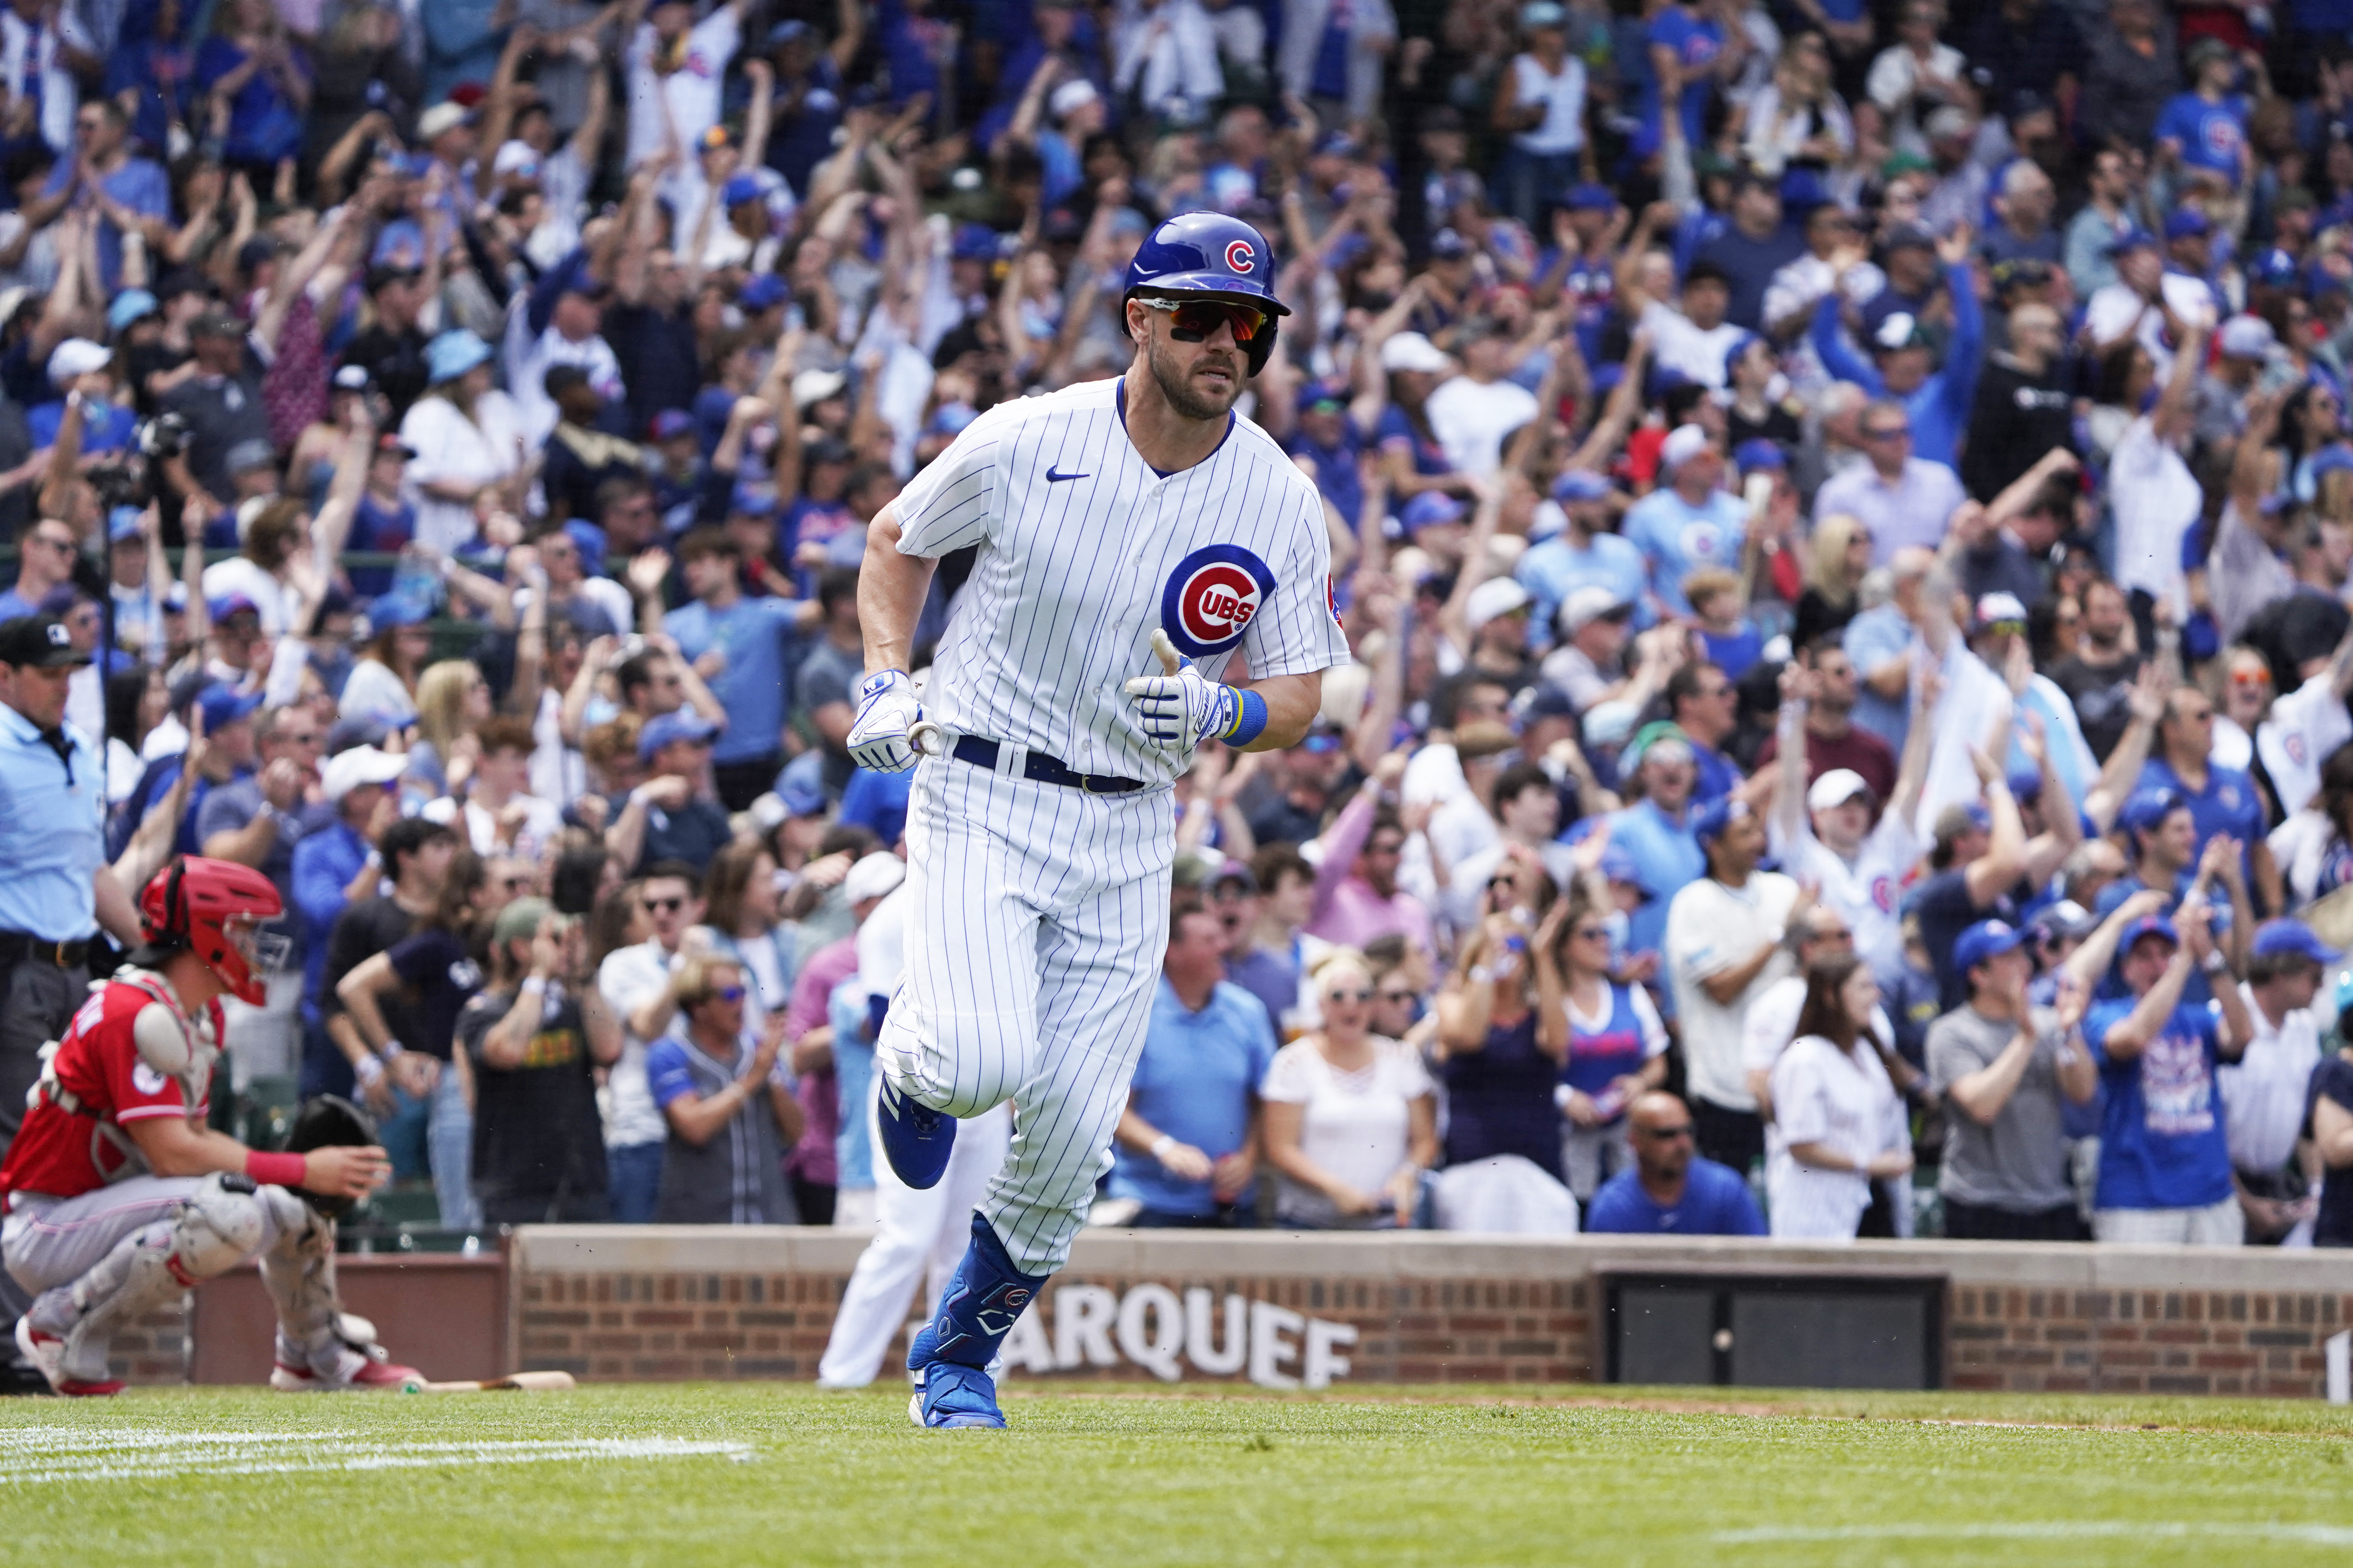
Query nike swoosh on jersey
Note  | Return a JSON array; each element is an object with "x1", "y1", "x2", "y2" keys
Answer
[{"x1": 1046, "y1": 467, "x2": 1090, "y2": 483}]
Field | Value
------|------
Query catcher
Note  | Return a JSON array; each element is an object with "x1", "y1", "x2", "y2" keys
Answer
[{"x1": 1, "y1": 856, "x2": 422, "y2": 1395}]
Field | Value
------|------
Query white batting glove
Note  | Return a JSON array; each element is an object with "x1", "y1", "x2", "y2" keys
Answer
[
  {"x1": 848, "y1": 669, "x2": 924, "y2": 773},
  {"x1": 1125, "y1": 630, "x2": 1240, "y2": 752}
]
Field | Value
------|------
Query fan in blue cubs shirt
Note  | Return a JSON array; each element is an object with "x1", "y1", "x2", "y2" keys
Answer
[
  {"x1": 2082, "y1": 908, "x2": 2255, "y2": 1246},
  {"x1": 1584, "y1": 1091, "x2": 1765, "y2": 1235}
]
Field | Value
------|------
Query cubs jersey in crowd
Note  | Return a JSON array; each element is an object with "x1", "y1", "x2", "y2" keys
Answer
[
  {"x1": 0, "y1": 981, "x2": 221, "y2": 1203},
  {"x1": 892, "y1": 376, "x2": 1352, "y2": 786}
]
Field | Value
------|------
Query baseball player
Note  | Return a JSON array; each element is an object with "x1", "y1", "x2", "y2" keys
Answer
[
  {"x1": 847, "y1": 211, "x2": 1351, "y2": 1428},
  {"x1": 2, "y1": 857, "x2": 420, "y2": 1395}
]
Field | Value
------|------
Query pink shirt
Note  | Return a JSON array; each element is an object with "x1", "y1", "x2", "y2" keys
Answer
[{"x1": 1302, "y1": 786, "x2": 1436, "y2": 957}]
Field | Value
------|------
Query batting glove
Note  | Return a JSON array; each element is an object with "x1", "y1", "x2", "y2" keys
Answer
[
  {"x1": 848, "y1": 669, "x2": 924, "y2": 773},
  {"x1": 1124, "y1": 630, "x2": 1266, "y2": 752}
]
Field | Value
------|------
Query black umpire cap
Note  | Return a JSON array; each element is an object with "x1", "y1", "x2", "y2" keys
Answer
[{"x1": 0, "y1": 614, "x2": 89, "y2": 668}]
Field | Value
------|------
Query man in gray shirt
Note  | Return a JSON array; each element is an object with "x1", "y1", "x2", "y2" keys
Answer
[{"x1": 1927, "y1": 918, "x2": 2099, "y2": 1240}]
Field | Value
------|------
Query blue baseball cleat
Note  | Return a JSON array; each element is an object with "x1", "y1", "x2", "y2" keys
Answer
[
  {"x1": 876, "y1": 1077, "x2": 956, "y2": 1190},
  {"x1": 908, "y1": 1363, "x2": 1006, "y2": 1429},
  {"x1": 906, "y1": 1213, "x2": 1048, "y2": 1430}
]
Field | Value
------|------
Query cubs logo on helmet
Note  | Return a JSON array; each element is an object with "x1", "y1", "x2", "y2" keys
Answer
[
  {"x1": 1161, "y1": 543, "x2": 1275, "y2": 659},
  {"x1": 1225, "y1": 238, "x2": 1255, "y2": 273}
]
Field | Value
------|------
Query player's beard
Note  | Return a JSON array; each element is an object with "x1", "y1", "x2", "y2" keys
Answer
[{"x1": 1144, "y1": 333, "x2": 1245, "y2": 422}]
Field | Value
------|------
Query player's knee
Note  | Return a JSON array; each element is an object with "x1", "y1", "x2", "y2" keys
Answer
[
  {"x1": 174, "y1": 1176, "x2": 269, "y2": 1279},
  {"x1": 907, "y1": 1012, "x2": 1035, "y2": 1117}
]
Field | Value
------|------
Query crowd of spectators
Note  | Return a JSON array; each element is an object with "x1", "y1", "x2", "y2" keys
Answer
[{"x1": 8, "y1": 0, "x2": 2353, "y2": 1253}]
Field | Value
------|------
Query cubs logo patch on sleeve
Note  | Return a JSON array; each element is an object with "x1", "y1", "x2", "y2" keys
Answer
[{"x1": 1160, "y1": 543, "x2": 1275, "y2": 659}]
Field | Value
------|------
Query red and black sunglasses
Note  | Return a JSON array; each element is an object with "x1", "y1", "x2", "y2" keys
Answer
[{"x1": 1132, "y1": 295, "x2": 1270, "y2": 345}]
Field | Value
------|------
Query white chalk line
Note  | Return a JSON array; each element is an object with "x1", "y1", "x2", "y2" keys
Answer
[
  {"x1": 0, "y1": 1428, "x2": 752, "y2": 1483},
  {"x1": 1715, "y1": 1522, "x2": 2353, "y2": 1546}
]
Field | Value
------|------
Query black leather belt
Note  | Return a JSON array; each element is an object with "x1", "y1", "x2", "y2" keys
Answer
[
  {"x1": 0, "y1": 932, "x2": 89, "y2": 968},
  {"x1": 950, "y1": 736, "x2": 1146, "y2": 794}
]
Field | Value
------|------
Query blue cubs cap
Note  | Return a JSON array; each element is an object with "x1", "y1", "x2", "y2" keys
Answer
[
  {"x1": 108, "y1": 505, "x2": 145, "y2": 543},
  {"x1": 2119, "y1": 785, "x2": 2188, "y2": 835},
  {"x1": 2107, "y1": 226, "x2": 2159, "y2": 255},
  {"x1": 775, "y1": 771, "x2": 827, "y2": 818},
  {"x1": 2250, "y1": 247, "x2": 2300, "y2": 287},
  {"x1": 1563, "y1": 182, "x2": 1614, "y2": 212},
  {"x1": 952, "y1": 222, "x2": 999, "y2": 261},
  {"x1": 196, "y1": 683, "x2": 264, "y2": 731},
  {"x1": 739, "y1": 273, "x2": 787, "y2": 311},
  {"x1": 1296, "y1": 380, "x2": 1346, "y2": 415},
  {"x1": 729, "y1": 483, "x2": 779, "y2": 519},
  {"x1": 1399, "y1": 491, "x2": 1465, "y2": 533},
  {"x1": 1954, "y1": 919, "x2": 2028, "y2": 976},
  {"x1": 1552, "y1": 469, "x2": 1613, "y2": 503},
  {"x1": 2253, "y1": 919, "x2": 2340, "y2": 967},
  {"x1": 1122, "y1": 211, "x2": 1288, "y2": 373},
  {"x1": 722, "y1": 174, "x2": 764, "y2": 208},
  {"x1": 2122, "y1": 914, "x2": 2181, "y2": 953},
  {"x1": 563, "y1": 521, "x2": 608, "y2": 577},
  {"x1": 1598, "y1": 844, "x2": 1641, "y2": 884},
  {"x1": 638, "y1": 708, "x2": 723, "y2": 760},
  {"x1": 649, "y1": 409, "x2": 695, "y2": 442},
  {"x1": 1690, "y1": 795, "x2": 1752, "y2": 846},
  {"x1": 2164, "y1": 208, "x2": 2212, "y2": 242},
  {"x1": 368, "y1": 593, "x2": 433, "y2": 629},
  {"x1": 1732, "y1": 438, "x2": 1786, "y2": 473}
]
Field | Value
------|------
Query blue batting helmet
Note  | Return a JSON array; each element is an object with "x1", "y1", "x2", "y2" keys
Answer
[{"x1": 1122, "y1": 212, "x2": 1290, "y2": 375}]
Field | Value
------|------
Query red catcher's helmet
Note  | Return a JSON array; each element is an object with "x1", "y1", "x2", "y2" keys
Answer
[{"x1": 139, "y1": 857, "x2": 287, "y2": 1006}]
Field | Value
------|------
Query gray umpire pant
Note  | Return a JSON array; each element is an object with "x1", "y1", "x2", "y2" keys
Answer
[{"x1": 0, "y1": 956, "x2": 92, "y2": 1371}]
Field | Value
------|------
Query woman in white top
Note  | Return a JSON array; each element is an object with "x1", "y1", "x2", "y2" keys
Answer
[
  {"x1": 1491, "y1": 2, "x2": 1588, "y2": 229},
  {"x1": 1263, "y1": 950, "x2": 1440, "y2": 1229},
  {"x1": 398, "y1": 329, "x2": 525, "y2": 553},
  {"x1": 337, "y1": 602, "x2": 433, "y2": 726},
  {"x1": 1740, "y1": 33, "x2": 1853, "y2": 178},
  {"x1": 1766, "y1": 954, "x2": 1913, "y2": 1239}
]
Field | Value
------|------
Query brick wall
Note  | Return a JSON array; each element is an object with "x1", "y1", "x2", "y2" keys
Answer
[
  {"x1": 1948, "y1": 1281, "x2": 2353, "y2": 1398},
  {"x1": 507, "y1": 1229, "x2": 2353, "y2": 1399},
  {"x1": 111, "y1": 1229, "x2": 2353, "y2": 1398}
]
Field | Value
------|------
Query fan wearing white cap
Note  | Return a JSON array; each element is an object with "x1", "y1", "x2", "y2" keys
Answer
[
  {"x1": 33, "y1": 340, "x2": 137, "y2": 457},
  {"x1": 1768, "y1": 661, "x2": 1937, "y2": 991},
  {"x1": 1620, "y1": 425, "x2": 1747, "y2": 618},
  {"x1": 1449, "y1": 576, "x2": 1534, "y2": 689}
]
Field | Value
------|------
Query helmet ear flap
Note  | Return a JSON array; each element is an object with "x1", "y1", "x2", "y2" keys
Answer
[{"x1": 1245, "y1": 317, "x2": 1277, "y2": 378}]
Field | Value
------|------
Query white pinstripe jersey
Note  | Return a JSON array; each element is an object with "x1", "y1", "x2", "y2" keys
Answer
[{"x1": 892, "y1": 376, "x2": 1352, "y2": 787}]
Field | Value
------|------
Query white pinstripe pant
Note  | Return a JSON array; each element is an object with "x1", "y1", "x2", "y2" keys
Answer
[{"x1": 876, "y1": 751, "x2": 1172, "y2": 1274}]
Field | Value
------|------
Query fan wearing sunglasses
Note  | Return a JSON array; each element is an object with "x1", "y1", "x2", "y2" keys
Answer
[
  {"x1": 842, "y1": 211, "x2": 1353, "y2": 1431},
  {"x1": 642, "y1": 955, "x2": 803, "y2": 1225}
]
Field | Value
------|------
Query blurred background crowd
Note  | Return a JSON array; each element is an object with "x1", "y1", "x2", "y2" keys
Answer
[{"x1": 6, "y1": 0, "x2": 2353, "y2": 1297}]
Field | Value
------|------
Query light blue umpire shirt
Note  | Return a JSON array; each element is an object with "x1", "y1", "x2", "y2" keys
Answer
[{"x1": 0, "y1": 705, "x2": 104, "y2": 941}]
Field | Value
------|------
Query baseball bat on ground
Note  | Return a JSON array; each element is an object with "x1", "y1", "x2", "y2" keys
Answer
[{"x1": 416, "y1": 1371, "x2": 579, "y2": 1394}]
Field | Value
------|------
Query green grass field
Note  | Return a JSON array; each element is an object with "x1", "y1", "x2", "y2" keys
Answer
[{"x1": 5, "y1": 1382, "x2": 2353, "y2": 1566}]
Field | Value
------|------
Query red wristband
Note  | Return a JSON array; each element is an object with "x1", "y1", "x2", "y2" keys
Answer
[{"x1": 246, "y1": 1150, "x2": 307, "y2": 1188}]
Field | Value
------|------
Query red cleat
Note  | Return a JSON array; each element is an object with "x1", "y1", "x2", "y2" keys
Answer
[{"x1": 14, "y1": 1320, "x2": 122, "y2": 1396}]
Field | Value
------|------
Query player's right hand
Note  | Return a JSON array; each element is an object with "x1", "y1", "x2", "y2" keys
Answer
[{"x1": 848, "y1": 669, "x2": 924, "y2": 773}]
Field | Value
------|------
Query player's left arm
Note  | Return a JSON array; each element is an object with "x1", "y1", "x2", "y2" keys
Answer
[
  {"x1": 1232, "y1": 671, "x2": 1322, "y2": 752},
  {"x1": 125, "y1": 1113, "x2": 388, "y2": 1199}
]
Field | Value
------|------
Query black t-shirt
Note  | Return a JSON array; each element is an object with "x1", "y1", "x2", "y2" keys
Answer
[
  {"x1": 638, "y1": 796, "x2": 733, "y2": 874},
  {"x1": 1907, "y1": 867, "x2": 2021, "y2": 1013},
  {"x1": 2046, "y1": 649, "x2": 2145, "y2": 762},
  {"x1": 2309, "y1": 1057, "x2": 2353, "y2": 1247},
  {"x1": 322, "y1": 895, "x2": 424, "y2": 1043},
  {"x1": 603, "y1": 303, "x2": 701, "y2": 436},
  {"x1": 1961, "y1": 358, "x2": 2074, "y2": 503},
  {"x1": 386, "y1": 926, "x2": 485, "y2": 1060},
  {"x1": 1725, "y1": 401, "x2": 1801, "y2": 456},
  {"x1": 161, "y1": 364, "x2": 272, "y2": 502},
  {"x1": 126, "y1": 342, "x2": 192, "y2": 418},
  {"x1": 461, "y1": 984, "x2": 608, "y2": 1211},
  {"x1": 341, "y1": 323, "x2": 431, "y2": 426}
]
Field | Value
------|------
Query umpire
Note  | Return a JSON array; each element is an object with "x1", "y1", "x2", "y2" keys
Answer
[{"x1": 0, "y1": 613, "x2": 142, "y2": 1392}]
